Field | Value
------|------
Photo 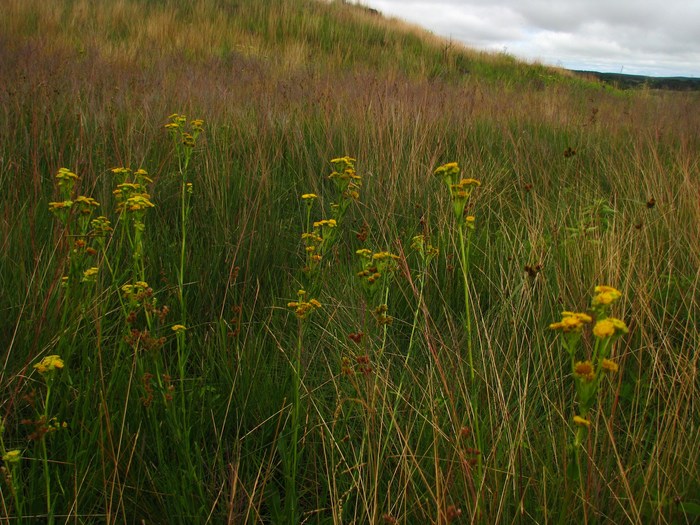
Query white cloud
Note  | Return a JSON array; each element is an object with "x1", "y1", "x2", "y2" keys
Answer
[{"x1": 353, "y1": 0, "x2": 699, "y2": 77}]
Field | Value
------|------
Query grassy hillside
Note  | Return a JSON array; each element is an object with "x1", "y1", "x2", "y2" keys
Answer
[{"x1": 1, "y1": 0, "x2": 699, "y2": 523}]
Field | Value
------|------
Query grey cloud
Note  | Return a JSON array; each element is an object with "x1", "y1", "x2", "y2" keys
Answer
[{"x1": 356, "y1": 0, "x2": 699, "y2": 76}]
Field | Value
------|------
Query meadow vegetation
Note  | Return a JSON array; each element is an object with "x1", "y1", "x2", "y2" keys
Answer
[{"x1": 0, "y1": 0, "x2": 698, "y2": 523}]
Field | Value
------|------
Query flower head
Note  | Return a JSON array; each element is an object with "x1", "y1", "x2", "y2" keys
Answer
[
  {"x1": 2, "y1": 449, "x2": 21, "y2": 465},
  {"x1": 574, "y1": 361, "x2": 595, "y2": 382},
  {"x1": 34, "y1": 355, "x2": 65, "y2": 374},
  {"x1": 313, "y1": 219, "x2": 337, "y2": 229},
  {"x1": 549, "y1": 311, "x2": 592, "y2": 333},
  {"x1": 82, "y1": 267, "x2": 99, "y2": 282},
  {"x1": 434, "y1": 162, "x2": 460, "y2": 185},
  {"x1": 601, "y1": 359, "x2": 619, "y2": 373},
  {"x1": 593, "y1": 317, "x2": 628, "y2": 339},
  {"x1": 55, "y1": 168, "x2": 79, "y2": 193},
  {"x1": 171, "y1": 324, "x2": 186, "y2": 333},
  {"x1": 288, "y1": 290, "x2": 321, "y2": 319},
  {"x1": 592, "y1": 285, "x2": 622, "y2": 307},
  {"x1": 330, "y1": 156, "x2": 356, "y2": 165}
]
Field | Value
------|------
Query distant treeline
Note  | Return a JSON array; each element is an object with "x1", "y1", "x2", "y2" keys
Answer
[{"x1": 574, "y1": 70, "x2": 700, "y2": 91}]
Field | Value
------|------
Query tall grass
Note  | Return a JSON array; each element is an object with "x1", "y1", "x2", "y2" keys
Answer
[{"x1": 1, "y1": 0, "x2": 699, "y2": 523}]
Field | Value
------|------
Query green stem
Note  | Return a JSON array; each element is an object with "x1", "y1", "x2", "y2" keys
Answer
[
  {"x1": 457, "y1": 225, "x2": 484, "y2": 491},
  {"x1": 458, "y1": 226, "x2": 474, "y2": 381},
  {"x1": 287, "y1": 321, "x2": 303, "y2": 523},
  {"x1": 42, "y1": 385, "x2": 53, "y2": 525},
  {"x1": 179, "y1": 179, "x2": 187, "y2": 324}
]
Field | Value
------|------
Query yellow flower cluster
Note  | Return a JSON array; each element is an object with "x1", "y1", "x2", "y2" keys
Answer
[
  {"x1": 287, "y1": 290, "x2": 321, "y2": 319},
  {"x1": 81, "y1": 267, "x2": 99, "y2": 283},
  {"x1": 434, "y1": 162, "x2": 461, "y2": 185},
  {"x1": 450, "y1": 178, "x2": 481, "y2": 198},
  {"x1": 553, "y1": 285, "x2": 628, "y2": 446},
  {"x1": 434, "y1": 163, "x2": 480, "y2": 226},
  {"x1": 90, "y1": 216, "x2": 113, "y2": 236},
  {"x1": 2, "y1": 450, "x2": 21, "y2": 464},
  {"x1": 111, "y1": 168, "x2": 155, "y2": 215},
  {"x1": 592, "y1": 317, "x2": 628, "y2": 339},
  {"x1": 592, "y1": 285, "x2": 622, "y2": 307},
  {"x1": 372, "y1": 251, "x2": 400, "y2": 261},
  {"x1": 302, "y1": 219, "x2": 338, "y2": 270},
  {"x1": 411, "y1": 235, "x2": 440, "y2": 262},
  {"x1": 121, "y1": 281, "x2": 151, "y2": 301},
  {"x1": 74, "y1": 196, "x2": 100, "y2": 212},
  {"x1": 165, "y1": 114, "x2": 204, "y2": 148},
  {"x1": 328, "y1": 156, "x2": 362, "y2": 205},
  {"x1": 574, "y1": 361, "x2": 595, "y2": 382},
  {"x1": 356, "y1": 249, "x2": 399, "y2": 286},
  {"x1": 171, "y1": 324, "x2": 186, "y2": 333},
  {"x1": 55, "y1": 167, "x2": 79, "y2": 191},
  {"x1": 111, "y1": 167, "x2": 152, "y2": 185},
  {"x1": 313, "y1": 219, "x2": 337, "y2": 229},
  {"x1": 601, "y1": 358, "x2": 619, "y2": 372},
  {"x1": 549, "y1": 311, "x2": 593, "y2": 333},
  {"x1": 372, "y1": 303, "x2": 392, "y2": 325},
  {"x1": 48, "y1": 200, "x2": 73, "y2": 212},
  {"x1": 124, "y1": 194, "x2": 155, "y2": 212},
  {"x1": 33, "y1": 355, "x2": 65, "y2": 374}
]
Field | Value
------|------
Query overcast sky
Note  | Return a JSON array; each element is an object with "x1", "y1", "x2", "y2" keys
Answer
[{"x1": 353, "y1": 0, "x2": 699, "y2": 77}]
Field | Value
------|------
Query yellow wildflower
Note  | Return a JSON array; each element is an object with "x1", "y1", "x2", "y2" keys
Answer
[
  {"x1": 549, "y1": 311, "x2": 592, "y2": 332},
  {"x1": 574, "y1": 361, "x2": 595, "y2": 382},
  {"x1": 459, "y1": 178, "x2": 481, "y2": 187},
  {"x1": 182, "y1": 133, "x2": 195, "y2": 147},
  {"x1": 313, "y1": 219, "x2": 337, "y2": 228},
  {"x1": 372, "y1": 251, "x2": 399, "y2": 261},
  {"x1": 55, "y1": 168, "x2": 79, "y2": 185},
  {"x1": 593, "y1": 317, "x2": 628, "y2": 339},
  {"x1": 82, "y1": 267, "x2": 99, "y2": 282},
  {"x1": 48, "y1": 200, "x2": 73, "y2": 211},
  {"x1": 2, "y1": 450, "x2": 21, "y2": 464},
  {"x1": 601, "y1": 359, "x2": 619, "y2": 372},
  {"x1": 593, "y1": 319, "x2": 615, "y2": 338},
  {"x1": 91, "y1": 216, "x2": 113, "y2": 233},
  {"x1": 34, "y1": 355, "x2": 65, "y2": 374},
  {"x1": 330, "y1": 156, "x2": 356, "y2": 164},
  {"x1": 301, "y1": 232, "x2": 322, "y2": 242},
  {"x1": 74, "y1": 196, "x2": 100, "y2": 208},
  {"x1": 125, "y1": 194, "x2": 155, "y2": 211},
  {"x1": 592, "y1": 285, "x2": 622, "y2": 307},
  {"x1": 171, "y1": 324, "x2": 186, "y2": 333},
  {"x1": 434, "y1": 162, "x2": 460, "y2": 175},
  {"x1": 301, "y1": 193, "x2": 318, "y2": 200},
  {"x1": 288, "y1": 294, "x2": 321, "y2": 319},
  {"x1": 116, "y1": 182, "x2": 141, "y2": 191}
]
